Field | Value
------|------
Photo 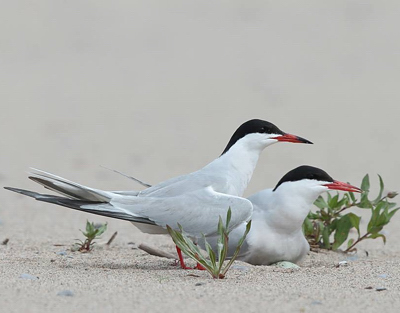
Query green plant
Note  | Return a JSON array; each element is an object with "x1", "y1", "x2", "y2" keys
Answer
[
  {"x1": 303, "y1": 174, "x2": 399, "y2": 252},
  {"x1": 167, "y1": 208, "x2": 251, "y2": 279},
  {"x1": 72, "y1": 221, "x2": 108, "y2": 252}
]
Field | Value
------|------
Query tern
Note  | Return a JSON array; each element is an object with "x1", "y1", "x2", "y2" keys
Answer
[
  {"x1": 4, "y1": 119, "x2": 312, "y2": 268},
  {"x1": 202, "y1": 165, "x2": 362, "y2": 266}
]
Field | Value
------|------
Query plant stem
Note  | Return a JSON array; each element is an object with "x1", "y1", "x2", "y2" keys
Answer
[
  {"x1": 336, "y1": 202, "x2": 359, "y2": 214},
  {"x1": 344, "y1": 233, "x2": 370, "y2": 252}
]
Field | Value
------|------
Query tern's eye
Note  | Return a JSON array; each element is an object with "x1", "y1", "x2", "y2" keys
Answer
[{"x1": 306, "y1": 173, "x2": 315, "y2": 180}]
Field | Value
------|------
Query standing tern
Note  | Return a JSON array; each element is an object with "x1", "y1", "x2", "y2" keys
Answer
[
  {"x1": 4, "y1": 119, "x2": 312, "y2": 268},
  {"x1": 202, "y1": 165, "x2": 362, "y2": 266}
]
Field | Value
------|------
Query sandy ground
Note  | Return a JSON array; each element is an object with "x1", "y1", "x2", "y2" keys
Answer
[{"x1": 1, "y1": 1, "x2": 400, "y2": 312}]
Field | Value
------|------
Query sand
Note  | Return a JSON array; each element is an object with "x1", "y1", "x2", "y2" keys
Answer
[{"x1": 1, "y1": 1, "x2": 400, "y2": 312}]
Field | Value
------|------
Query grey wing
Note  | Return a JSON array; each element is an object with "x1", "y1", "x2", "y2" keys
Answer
[
  {"x1": 108, "y1": 186, "x2": 253, "y2": 238},
  {"x1": 246, "y1": 188, "x2": 274, "y2": 212},
  {"x1": 137, "y1": 169, "x2": 226, "y2": 198},
  {"x1": 29, "y1": 168, "x2": 114, "y2": 201},
  {"x1": 109, "y1": 174, "x2": 199, "y2": 197},
  {"x1": 137, "y1": 172, "x2": 199, "y2": 197},
  {"x1": 9, "y1": 169, "x2": 251, "y2": 238}
]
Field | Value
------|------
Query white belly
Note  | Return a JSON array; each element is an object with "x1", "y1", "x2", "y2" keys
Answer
[{"x1": 242, "y1": 228, "x2": 310, "y2": 265}]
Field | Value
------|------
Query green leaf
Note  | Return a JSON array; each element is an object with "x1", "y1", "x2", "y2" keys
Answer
[
  {"x1": 307, "y1": 211, "x2": 320, "y2": 220},
  {"x1": 302, "y1": 217, "x2": 314, "y2": 237},
  {"x1": 85, "y1": 220, "x2": 92, "y2": 233},
  {"x1": 217, "y1": 233, "x2": 228, "y2": 273},
  {"x1": 225, "y1": 207, "x2": 232, "y2": 230},
  {"x1": 346, "y1": 212, "x2": 361, "y2": 237},
  {"x1": 314, "y1": 196, "x2": 328, "y2": 210},
  {"x1": 217, "y1": 216, "x2": 224, "y2": 236},
  {"x1": 204, "y1": 237, "x2": 216, "y2": 265},
  {"x1": 358, "y1": 195, "x2": 373, "y2": 209},
  {"x1": 367, "y1": 233, "x2": 386, "y2": 244},
  {"x1": 233, "y1": 220, "x2": 251, "y2": 252},
  {"x1": 367, "y1": 201, "x2": 386, "y2": 232},
  {"x1": 373, "y1": 175, "x2": 384, "y2": 204},
  {"x1": 95, "y1": 223, "x2": 107, "y2": 237},
  {"x1": 320, "y1": 209, "x2": 330, "y2": 222},
  {"x1": 360, "y1": 174, "x2": 370, "y2": 192},
  {"x1": 222, "y1": 220, "x2": 251, "y2": 277},
  {"x1": 347, "y1": 238, "x2": 354, "y2": 249},
  {"x1": 348, "y1": 191, "x2": 356, "y2": 203},
  {"x1": 368, "y1": 225, "x2": 384, "y2": 235},
  {"x1": 377, "y1": 205, "x2": 391, "y2": 226},
  {"x1": 328, "y1": 194, "x2": 339, "y2": 210},
  {"x1": 336, "y1": 195, "x2": 349, "y2": 209},
  {"x1": 322, "y1": 224, "x2": 330, "y2": 249},
  {"x1": 357, "y1": 174, "x2": 372, "y2": 209},
  {"x1": 367, "y1": 212, "x2": 378, "y2": 234},
  {"x1": 313, "y1": 221, "x2": 323, "y2": 243},
  {"x1": 332, "y1": 215, "x2": 353, "y2": 250},
  {"x1": 388, "y1": 207, "x2": 400, "y2": 220}
]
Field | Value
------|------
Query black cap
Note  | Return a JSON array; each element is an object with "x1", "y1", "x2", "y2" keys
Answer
[
  {"x1": 273, "y1": 165, "x2": 334, "y2": 191},
  {"x1": 221, "y1": 119, "x2": 284, "y2": 155}
]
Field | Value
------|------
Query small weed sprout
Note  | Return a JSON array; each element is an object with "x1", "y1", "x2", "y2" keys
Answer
[
  {"x1": 167, "y1": 208, "x2": 251, "y2": 279},
  {"x1": 303, "y1": 174, "x2": 399, "y2": 252},
  {"x1": 72, "y1": 221, "x2": 108, "y2": 252}
]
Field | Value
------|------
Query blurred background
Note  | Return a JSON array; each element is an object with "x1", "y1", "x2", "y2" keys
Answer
[{"x1": 1, "y1": 1, "x2": 399, "y2": 245}]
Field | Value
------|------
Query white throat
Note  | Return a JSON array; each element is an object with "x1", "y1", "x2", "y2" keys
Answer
[
  {"x1": 269, "y1": 182, "x2": 326, "y2": 233},
  {"x1": 204, "y1": 134, "x2": 277, "y2": 196}
]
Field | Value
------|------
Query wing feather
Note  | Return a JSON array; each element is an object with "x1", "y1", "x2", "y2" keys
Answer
[{"x1": 109, "y1": 186, "x2": 253, "y2": 237}]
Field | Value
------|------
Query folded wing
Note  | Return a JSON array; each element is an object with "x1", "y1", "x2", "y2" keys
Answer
[{"x1": 7, "y1": 170, "x2": 253, "y2": 238}]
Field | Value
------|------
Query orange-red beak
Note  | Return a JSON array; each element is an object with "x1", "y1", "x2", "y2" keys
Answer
[
  {"x1": 273, "y1": 133, "x2": 313, "y2": 144},
  {"x1": 324, "y1": 180, "x2": 362, "y2": 193}
]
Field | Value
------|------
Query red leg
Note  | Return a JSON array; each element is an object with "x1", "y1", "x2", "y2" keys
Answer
[
  {"x1": 176, "y1": 246, "x2": 192, "y2": 270},
  {"x1": 176, "y1": 246, "x2": 207, "y2": 270},
  {"x1": 194, "y1": 263, "x2": 206, "y2": 270}
]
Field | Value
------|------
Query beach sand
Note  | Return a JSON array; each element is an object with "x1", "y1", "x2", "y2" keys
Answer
[{"x1": 1, "y1": 1, "x2": 400, "y2": 312}]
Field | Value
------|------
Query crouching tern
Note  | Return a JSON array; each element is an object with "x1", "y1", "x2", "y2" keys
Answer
[
  {"x1": 4, "y1": 119, "x2": 312, "y2": 268},
  {"x1": 202, "y1": 165, "x2": 362, "y2": 266}
]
